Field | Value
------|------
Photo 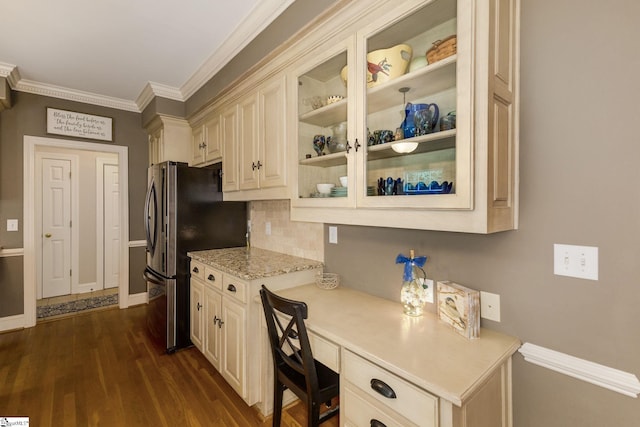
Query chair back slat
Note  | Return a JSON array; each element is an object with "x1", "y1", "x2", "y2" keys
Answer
[{"x1": 260, "y1": 286, "x2": 320, "y2": 394}]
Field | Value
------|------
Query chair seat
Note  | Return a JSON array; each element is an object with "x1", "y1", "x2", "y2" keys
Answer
[{"x1": 277, "y1": 351, "x2": 340, "y2": 403}]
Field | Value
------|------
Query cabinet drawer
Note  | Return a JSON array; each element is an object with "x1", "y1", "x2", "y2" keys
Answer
[
  {"x1": 309, "y1": 332, "x2": 340, "y2": 373},
  {"x1": 204, "y1": 266, "x2": 223, "y2": 292},
  {"x1": 343, "y1": 350, "x2": 438, "y2": 427},
  {"x1": 190, "y1": 260, "x2": 205, "y2": 281},
  {"x1": 223, "y1": 275, "x2": 247, "y2": 304},
  {"x1": 343, "y1": 384, "x2": 425, "y2": 427}
]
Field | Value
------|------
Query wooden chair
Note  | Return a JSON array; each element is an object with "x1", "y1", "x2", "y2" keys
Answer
[{"x1": 260, "y1": 285, "x2": 339, "y2": 427}]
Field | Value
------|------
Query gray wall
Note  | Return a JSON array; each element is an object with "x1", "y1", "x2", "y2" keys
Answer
[
  {"x1": 324, "y1": 1, "x2": 640, "y2": 426},
  {"x1": 0, "y1": 91, "x2": 149, "y2": 309}
]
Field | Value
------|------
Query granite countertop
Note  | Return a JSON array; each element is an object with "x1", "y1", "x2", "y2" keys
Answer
[{"x1": 188, "y1": 247, "x2": 323, "y2": 280}]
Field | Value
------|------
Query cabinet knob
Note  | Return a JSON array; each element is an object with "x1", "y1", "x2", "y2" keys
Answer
[
  {"x1": 370, "y1": 378, "x2": 397, "y2": 399},
  {"x1": 218, "y1": 319, "x2": 224, "y2": 328},
  {"x1": 207, "y1": 274, "x2": 215, "y2": 281},
  {"x1": 196, "y1": 302, "x2": 202, "y2": 311},
  {"x1": 227, "y1": 284, "x2": 237, "y2": 293},
  {"x1": 256, "y1": 160, "x2": 263, "y2": 169},
  {"x1": 213, "y1": 315, "x2": 219, "y2": 325},
  {"x1": 346, "y1": 140, "x2": 352, "y2": 154},
  {"x1": 354, "y1": 138, "x2": 361, "y2": 152}
]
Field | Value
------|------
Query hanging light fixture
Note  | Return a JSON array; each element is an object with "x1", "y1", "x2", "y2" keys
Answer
[{"x1": 392, "y1": 87, "x2": 418, "y2": 153}]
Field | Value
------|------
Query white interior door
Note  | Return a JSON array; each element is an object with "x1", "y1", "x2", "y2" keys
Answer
[
  {"x1": 42, "y1": 158, "x2": 72, "y2": 298},
  {"x1": 103, "y1": 163, "x2": 120, "y2": 289}
]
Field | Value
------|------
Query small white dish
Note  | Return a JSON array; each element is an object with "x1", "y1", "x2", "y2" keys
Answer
[{"x1": 316, "y1": 183, "x2": 335, "y2": 194}]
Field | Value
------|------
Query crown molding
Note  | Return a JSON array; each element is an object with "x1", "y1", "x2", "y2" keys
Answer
[
  {"x1": 519, "y1": 342, "x2": 640, "y2": 398},
  {"x1": 180, "y1": 0, "x2": 295, "y2": 100},
  {"x1": 15, "y1": 79, "x2": 140, "y2": 112},
  {"x1": 136, "y1": 81, "x2": 185, "y2": 111},
  {"x1": 0, "y1": 62, "x2": 20, "y2": 87}
]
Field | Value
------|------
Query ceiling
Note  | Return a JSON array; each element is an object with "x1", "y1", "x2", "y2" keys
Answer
[{"x1": 0, "y1": 0, "x2": 294, "y2": 112}]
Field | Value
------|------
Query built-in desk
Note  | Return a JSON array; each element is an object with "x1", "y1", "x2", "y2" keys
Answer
[{"x1": 269, "y1": 284, "x2": 521, "y2": 427}]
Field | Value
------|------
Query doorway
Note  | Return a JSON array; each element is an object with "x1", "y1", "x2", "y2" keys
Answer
[{"x1": 23, "y1": 136, "x2": 130, "y2": 327}]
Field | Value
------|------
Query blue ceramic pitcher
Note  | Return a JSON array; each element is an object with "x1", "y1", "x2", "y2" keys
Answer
[{"x1": 401, "y1": 103, "x2": 439, "y2": 138}]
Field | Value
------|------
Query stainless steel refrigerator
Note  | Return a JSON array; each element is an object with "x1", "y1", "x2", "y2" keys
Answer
[{"x1": 143, "y1": 161, "x2": 247, "y2": 353}]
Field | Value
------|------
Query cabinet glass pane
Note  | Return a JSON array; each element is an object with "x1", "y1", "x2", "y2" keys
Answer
[
  {"x1": 364, "y1": 0, "x2": 457, "y2": 200},
  {"x1": 296, "y1": 50, "x2": 349, "y2": 200}
]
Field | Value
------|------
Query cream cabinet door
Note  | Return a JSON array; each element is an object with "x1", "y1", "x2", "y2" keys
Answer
[
  {"x1": 222, "y1": 104, "x2": 240, "y2": 192},
  {"x1": 220, "y1": 297, "x2": 247, "y2": 398},
  {"x1": 191, "y1": 125, "x2": 205, "y2": 165},
  {"x1": 258, "y1": 75, "x2": 287, "y2": 189},
  {"x1": 203, "y1": 114, "x2": 222, "y2": 162},
  {"x1": 189, "y1": 278, "x2": 204, "y2": 351},
  {"x1": 238, "y1": 93, "x2": 260, "y2": 190},
  {"x1": 204, "y1": 286, "x2": 223, "y2": 369}
]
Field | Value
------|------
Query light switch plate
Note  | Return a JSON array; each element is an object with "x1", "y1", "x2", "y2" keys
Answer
[
  {"x1": 328, "y1": 226, "x2": 338, "y2": 244},
  {"x1": 7, "y1": 219, "x2": 18, "y2": 232},
  {"x1": 554, "y1": 244, "x2": 598, "y2": 280}
]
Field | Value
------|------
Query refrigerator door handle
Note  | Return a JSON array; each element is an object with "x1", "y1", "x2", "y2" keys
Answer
[
  {"x1": 143, "y1": 267, "x2": 166, "y2": 286},
  {"x1": 144, "y1": 178, "x2": 158, "y2": 256}
]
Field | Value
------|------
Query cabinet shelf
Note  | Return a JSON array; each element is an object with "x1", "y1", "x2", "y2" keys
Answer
[
  {"x1": 367, "y1": 55, "x2": 457, "y2": 115},
  {"x1": 367, "y1": 129, "x2": 456, "y2": 161},
  {"x1": 298, "y1": 129, "x2": 456, "y2": 168},
  {"x1": 299, "y1": 151, "x2": 348, "y2": 168},
  {"x1": 299, "y1": 98, "x2": 347, "y2": 127}
]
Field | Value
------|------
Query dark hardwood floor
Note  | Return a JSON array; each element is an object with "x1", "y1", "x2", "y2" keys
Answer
[{"x1": 0, "y1": 304, "x2": 337, "y2": 426}]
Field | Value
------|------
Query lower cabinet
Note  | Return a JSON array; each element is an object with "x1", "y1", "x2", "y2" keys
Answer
[{"x1": 189, "y1": 257, "x2": 321, "y2": 405}]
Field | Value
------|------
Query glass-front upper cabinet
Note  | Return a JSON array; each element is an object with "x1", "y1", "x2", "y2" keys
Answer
[
  {"x1": 356, "y1": 0, "x2": 469, "y2": 209},
  {"x1": 290, "y1": 0, "x2": 518, "y2": 233},
  {"x1": 292, "y1": 38, "x2": 355, "y2": 207}
]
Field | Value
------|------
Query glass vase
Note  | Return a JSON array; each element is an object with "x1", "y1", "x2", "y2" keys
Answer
[{"x1": 401, "y1": 264, "x2": 427, "y2": 316}]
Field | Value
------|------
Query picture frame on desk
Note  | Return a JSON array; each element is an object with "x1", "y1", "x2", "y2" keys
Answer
[{"x1": 437, "y1": 281, "x2": 480, "y2": 339}]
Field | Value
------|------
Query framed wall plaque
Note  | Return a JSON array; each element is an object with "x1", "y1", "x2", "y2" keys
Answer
[{"x1": 46, "y1": 108, "x2": 113, "y2": 141}]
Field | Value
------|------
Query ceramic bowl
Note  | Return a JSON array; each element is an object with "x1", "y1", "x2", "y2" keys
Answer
[
  {"x1": 339, "y1": 176, "x2": 348, "y2": 187},
  {"x1": 340, "y1": 43, "x2": 413, "y2": 88},
  {"x1": 316, "y1": 183, "x2": 335, "y2": 194}
]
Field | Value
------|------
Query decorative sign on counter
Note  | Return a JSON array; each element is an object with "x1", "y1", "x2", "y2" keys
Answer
[{"x1": 46, "y1": 108, "x2": 113, "y2": 141}]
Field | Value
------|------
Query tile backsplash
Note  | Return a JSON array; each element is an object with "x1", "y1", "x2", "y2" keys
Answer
[{"x1": 249, "y1": 200, "x2": 324, "y2": 262}]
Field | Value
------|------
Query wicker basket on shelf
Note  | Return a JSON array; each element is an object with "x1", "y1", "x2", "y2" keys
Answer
[
  {"x1": 315, "y1": 272, "x2": 339, "y2": 290},
  {"x1": 426, "y1": 35, "x2": 457, "y2": 64}
]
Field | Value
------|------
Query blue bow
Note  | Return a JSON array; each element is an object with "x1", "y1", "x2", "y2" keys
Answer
[{"x1": 396, "y1": 253, "x2": 427, "y2": 282}]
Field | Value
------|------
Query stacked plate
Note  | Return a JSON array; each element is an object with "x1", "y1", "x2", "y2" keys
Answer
[{"x1": 330, "y1": 187, "x2": 348, "y2": 197}]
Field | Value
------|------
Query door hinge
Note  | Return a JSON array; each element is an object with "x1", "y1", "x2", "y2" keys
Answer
[
  {"x1": 70, "y1": 269, "x2": 72, "y2": 277},
  {"x1": 70, "y1": 220, "x2": 72, "y2": 227}
]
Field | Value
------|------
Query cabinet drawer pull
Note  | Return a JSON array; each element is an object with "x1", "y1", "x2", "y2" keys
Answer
[
  {"x1": 370, "y1": 419, "x2": 387, "y2": 427},
  {"x1": 196, "y1": 302, "x2": 202, "y2": 311},
  {"x1": 354, "y1": 138, "x2": 361, "y2": 152},
  {"x1": 207, "y1": 274, "x2": 215, "y2": 281},
  {"x1": 346, "y1": 140, "x2": 352, "y2": 154},
  {"x1": 218, "y1": 319, "x2": 224, "y2": 328},
  {"x1": 192, "y1": 266, "x2": 199, "y2": 274},
  {"x1": 370, "y1": 378, "x2": 397, "y2": 399},
  {"x1": 213, "y1": 315, "x2": 219, "y2": 325},
  {"x1": 227, "y1": 284, "x2": 236, "y2": 293}
]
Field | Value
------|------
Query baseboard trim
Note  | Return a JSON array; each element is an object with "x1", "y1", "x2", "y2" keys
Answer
[
  {"x1": 519, "y1": 342, "x2": 640, "y2": 398},
  {"x1": 127, "y1": 292, "x2": 148, "y2": 307},
  {"x1": 0, "y1": 314, "x2": 25, "y2": 332}
]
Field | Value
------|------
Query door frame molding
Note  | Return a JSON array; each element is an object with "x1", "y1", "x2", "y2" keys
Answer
[
  {"x1": 35, "y1": 151, "x2": 80, "y2": 299},
  {"x1": 23, "y1": 135, "x2": 130, "y2": 327}
]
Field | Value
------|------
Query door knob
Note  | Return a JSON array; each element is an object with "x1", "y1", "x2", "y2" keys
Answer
[{"x1": 44, "y1": 233, "x2": 52, "y2": 238}]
